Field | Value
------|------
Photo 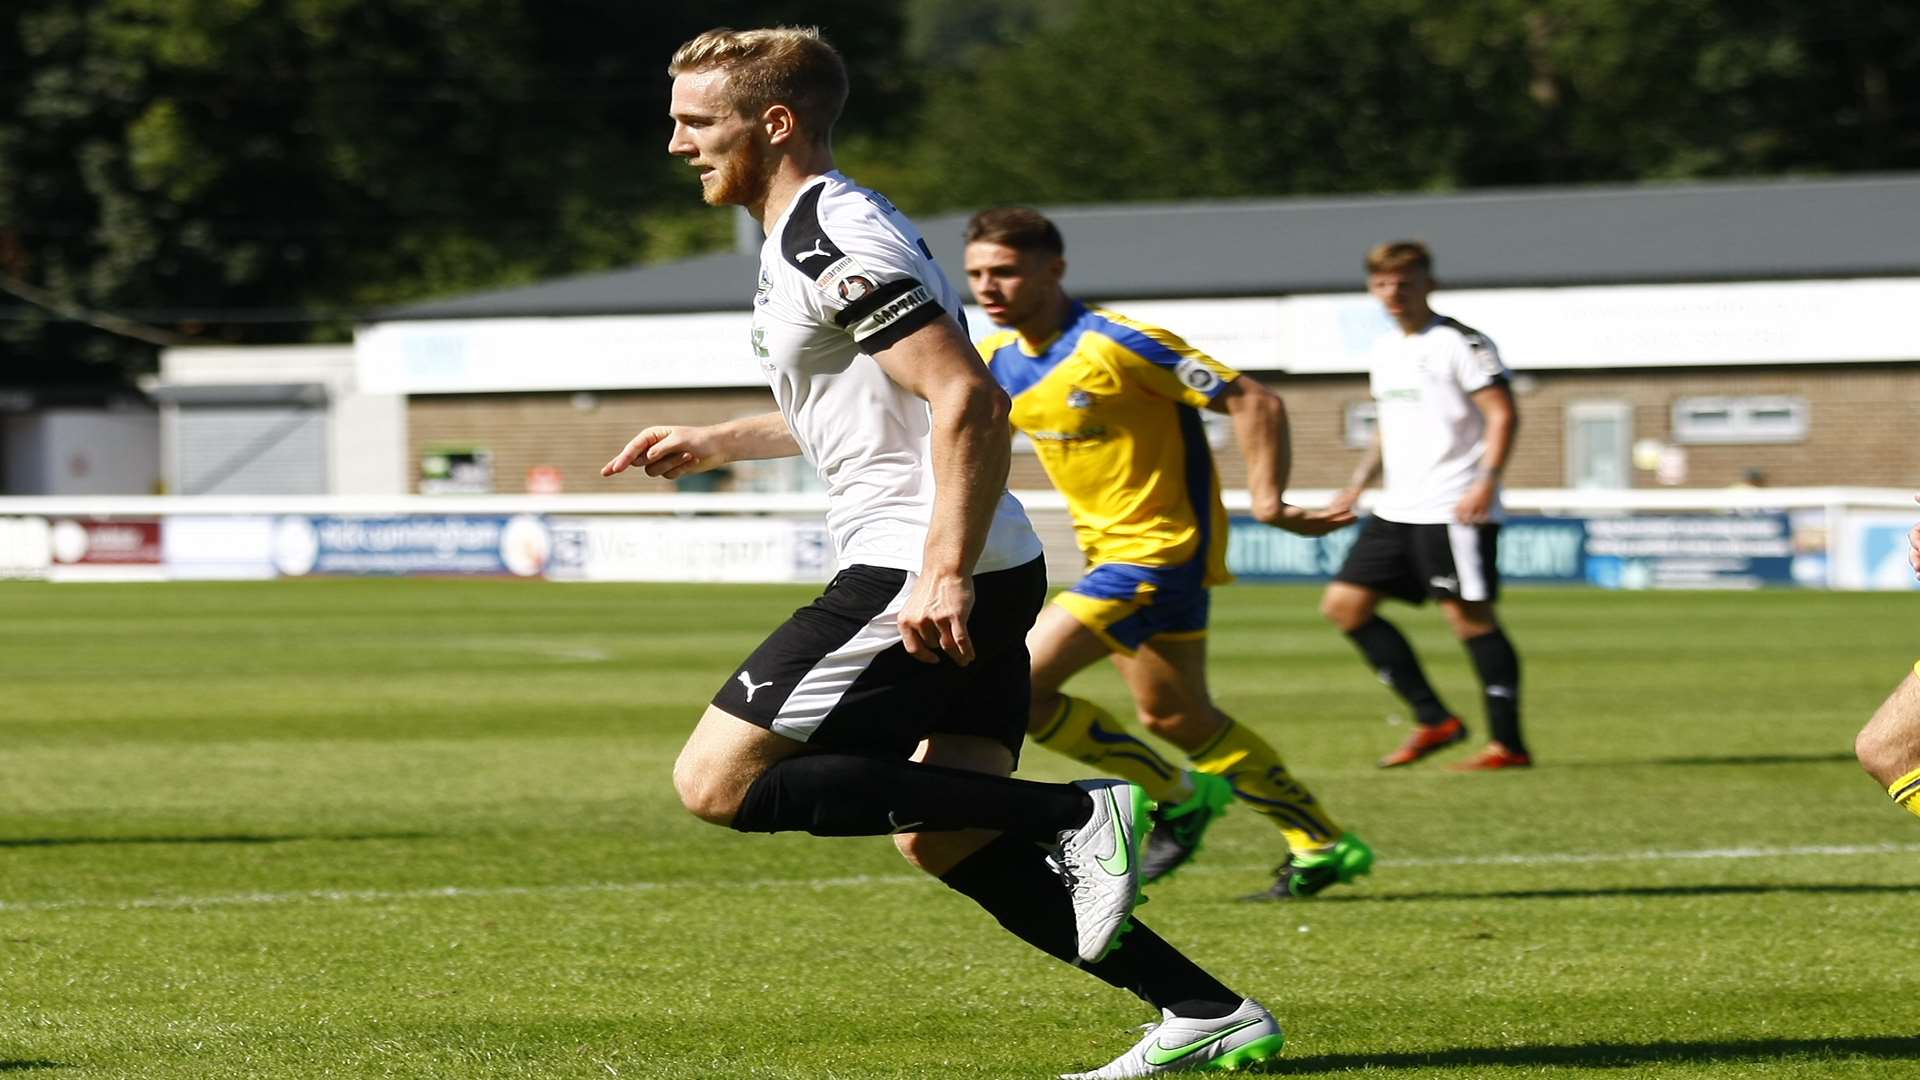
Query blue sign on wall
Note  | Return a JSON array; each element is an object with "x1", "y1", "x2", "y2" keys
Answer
[
  {"x1": 1227, "y1": 512, "x2": 1795, "y2": 589},
  {"x1": 271, "y1": 515, "x2": 551, "y2": 577},
  {"x1": 1581, "y1": 513, "x2": 1794, "y2": 589}
]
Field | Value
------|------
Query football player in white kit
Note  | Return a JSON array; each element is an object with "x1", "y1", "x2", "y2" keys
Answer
[
  {"x1": 600, "y1": 27, "x2": 1284, "y2": 1078},
  {"x1": 1321, "y1": 241, "x2": 1532, "y2": 772}
]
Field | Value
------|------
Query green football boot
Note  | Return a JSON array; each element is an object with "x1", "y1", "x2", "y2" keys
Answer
[
  {"x1": 1140, "y1": 771, "x2": 1234, "y2": 883},
  {"x1": 1246, "y1": 832, "x2": 1374, "y2": 901}
]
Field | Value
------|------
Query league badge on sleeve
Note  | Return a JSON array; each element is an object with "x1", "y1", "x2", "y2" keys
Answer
[
  {"x1": 1174, "y1": 356, "x2": 1224, "y2": 394},
  {"x1": 837, "y1": 275, "x2": 875, "y2": 303}
]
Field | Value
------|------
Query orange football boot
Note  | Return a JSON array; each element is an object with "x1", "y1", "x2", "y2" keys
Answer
[
  {"x1": 1377, "y1": 716, "x2": 1467, "y2": 768},
  {"x1": 1448, "y1": 741, "x2": 1533, "y2": 771}
]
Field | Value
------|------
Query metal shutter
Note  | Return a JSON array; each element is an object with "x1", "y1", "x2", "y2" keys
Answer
[{"x1": 177, "y1": 405, "x2": 327, "y2": 495}]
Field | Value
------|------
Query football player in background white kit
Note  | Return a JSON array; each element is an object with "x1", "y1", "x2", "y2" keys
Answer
[
  {"x1": 600, "y1": 27, "x2": 1285, "y2": 1079},
  {"x1": 1321, "y1": 241, "x2": 1532, "y2": 772}
]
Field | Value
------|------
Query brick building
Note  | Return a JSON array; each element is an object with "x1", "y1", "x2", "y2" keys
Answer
[{"x1": 358, "y1": 175, "x2": 1920, "y2": 498}]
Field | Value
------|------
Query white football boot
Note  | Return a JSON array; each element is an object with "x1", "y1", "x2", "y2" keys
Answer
[
  {"x1": 1055, "y1": 778, "x2": 1153, "y2": 964},
  {"x1": 1061, "y1": 998, "x2": 1285, "y2": 1078}
]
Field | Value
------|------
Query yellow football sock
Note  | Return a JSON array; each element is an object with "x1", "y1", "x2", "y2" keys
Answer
[
  {"x1": 1189, "y1": 717, "x2": 1342, "y2": 854},
  {"x1": 1890, "y1": 766, "x2": 1920, "y2": 819},
  {"x1": 1032, "y1": 695, "x2": 1188, "y2": 804}
]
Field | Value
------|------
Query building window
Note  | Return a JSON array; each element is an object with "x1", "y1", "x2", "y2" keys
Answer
[
  {"x1": 1566, "y1": 401, "x2": 1633, "y2": 489},
  {"x1": 1343, "y1": 402, "x2": 1377, "y2": 449},
  {"x1": 1671, "y1": 396, "x2": 1809, "y2": 444}
]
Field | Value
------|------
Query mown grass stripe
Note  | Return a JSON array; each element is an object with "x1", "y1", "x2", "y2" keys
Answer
[{"x1": 8, "y1": 841, "x2": 1916, "y2": 914}]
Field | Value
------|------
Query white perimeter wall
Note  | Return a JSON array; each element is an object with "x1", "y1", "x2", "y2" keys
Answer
[
  {"x1": 3, "y1": 409, "x2": 160, "y2": 495},
  {"x1": 355, "y1": 278, "x2": 1920, "y2": 395}
]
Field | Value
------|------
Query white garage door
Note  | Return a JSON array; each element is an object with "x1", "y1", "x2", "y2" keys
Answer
[{"x1": 178, "y1": 405, "x2": 327, "y2": 495}]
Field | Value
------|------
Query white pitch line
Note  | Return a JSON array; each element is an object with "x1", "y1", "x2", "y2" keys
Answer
[
  {"x1": 1362, "y1": 840, "x2": 1920, "y2": 869},
  {"x1": 3, "y1": 842, "x2": 1916, "y2": 915}
]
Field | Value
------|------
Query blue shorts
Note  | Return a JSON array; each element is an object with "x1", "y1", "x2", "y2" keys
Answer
[{"x1": 1054, "y1": 562, "x2": 1211, "y2": 654}]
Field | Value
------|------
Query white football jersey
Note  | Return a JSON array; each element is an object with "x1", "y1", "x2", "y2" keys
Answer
[
  {"x1": 752, "y1": 172, "x2": 1042, "y2": 574},
  {"x1": 1367, "y1": 315, "x2": 1511, "y2": 525}
]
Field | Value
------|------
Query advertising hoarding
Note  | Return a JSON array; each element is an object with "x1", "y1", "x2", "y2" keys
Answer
[
  {"x1": 1228, "y1": 513, "x2": 1799, "y2": 589},
  {"x1": 546, "y1": 516, "x2": 832, "y2": 583},
  {"x1": 0, "y1": 516, "x2": 51, "y2": 579},
  {"x1": 47, "y1": 519, "x2": 165, "y2": 582},
  {"x1": 271, "y1": 514, "x2": 551, "y2": 577}
]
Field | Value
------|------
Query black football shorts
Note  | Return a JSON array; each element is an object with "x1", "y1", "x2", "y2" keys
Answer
[
  {"x1": 711, "y1": 557, "x2": 1047, "y2": 761},
  {"x1": 1334, "y1": 517, "x2": 1501, "y2": 604}
]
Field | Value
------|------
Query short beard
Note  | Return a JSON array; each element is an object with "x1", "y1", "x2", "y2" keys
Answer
[{"x1": 704, "y1": 139, "x2": 774, "y2": 208}]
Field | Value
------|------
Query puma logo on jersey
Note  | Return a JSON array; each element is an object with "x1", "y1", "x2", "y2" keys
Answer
[
  {"x1": 736, "y1": 671, "x2": 774, "y2": 701},
  {"x1": 797, "y1": 239, "x2": 833, "y2": 263}
]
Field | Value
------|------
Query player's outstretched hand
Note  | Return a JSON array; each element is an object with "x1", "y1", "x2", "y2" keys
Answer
[
  {"x1": 602, "y1": 425, "x2": 723, "y2": 480},
  {"x1": 898, "y1": 571, "x2": 975, "y2": 667},
  {"x1": 1908, "y1": 493, "x2": 1918, "y2": 579},
  {"x1": 1263, "y1": 503, "x2": 1357, "y2": 537}
]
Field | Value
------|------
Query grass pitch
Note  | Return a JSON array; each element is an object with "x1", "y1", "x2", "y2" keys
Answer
[{"x1": 3, "y1": 579, "x2": 1918, "y2": 1078}]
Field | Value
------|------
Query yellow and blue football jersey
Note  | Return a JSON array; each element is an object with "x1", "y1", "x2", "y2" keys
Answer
[{"x1": 981, "y1": 301, "x2": 1239, "y2": 584}]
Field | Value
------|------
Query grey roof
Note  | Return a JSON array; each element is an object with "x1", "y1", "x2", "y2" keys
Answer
[{"x1": 376, "y1": 173, "x2": 1920, "y2": 321}]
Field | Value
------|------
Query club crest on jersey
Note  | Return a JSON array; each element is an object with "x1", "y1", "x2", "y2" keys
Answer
[
  {"x1": 1066, "y1": 388, "x2": 1095, "y2": 410},
  {"x1": 754, "y1": 269, "x2": 774, "y2": 307}
]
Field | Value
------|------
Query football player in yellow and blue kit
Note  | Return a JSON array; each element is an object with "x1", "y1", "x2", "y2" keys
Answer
[
  {"x1": 963, "y1": 207, "x2": 1373, "y2": 898},
  {"x1": 1855, "y1": 502, "x2": 1920, "y2": 820}
]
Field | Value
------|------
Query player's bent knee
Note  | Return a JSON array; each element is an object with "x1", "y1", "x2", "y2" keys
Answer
[
  {"x1": 1855, "y1": 712, "x2": 1904, "y2": 783},
  {"x1": 671, "y1": 753, "x2": 742, "y2": 827},
  {"x1": 1855, "y1": 723, "x2": 1884, "y2": 777},
  {"x1": 1320, "y1": 590, "x2": 1368, "y2": 629}
]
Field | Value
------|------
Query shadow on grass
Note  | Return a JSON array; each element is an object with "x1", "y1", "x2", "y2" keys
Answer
[
  {"x1": 1260, "y1": 1035, "x2": 1920, "y2": 1073},
  {"x1": 0, "y1": 832, "x2": 433, "y2": 849},
  {"x1": 1305, "y1": 882, "x2": 1920, "y2": 904},
  {"x1": 0, "y1": 1063, "x2": 65, "y2": 1072},
  {"x1": 1562, "y1": 751, "x2": 1858, "y2": 768}
]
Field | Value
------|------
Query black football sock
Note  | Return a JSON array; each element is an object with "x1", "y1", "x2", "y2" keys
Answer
[
  {"x1": 938, "y1": 832, "x2": 1238, "y2": 1017},
  {"x1": 729, "y1": 754, "x2": 1092, "y2": 842},
  {"x1": 1464, "y1": 628, "x2": 1525, "y2": 755},
  {"x1": 1346, "y1": 615, "x2": 1455, "y2": 726}
]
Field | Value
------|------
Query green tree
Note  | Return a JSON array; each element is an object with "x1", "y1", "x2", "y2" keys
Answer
[
  {"x1": 0, "y1": 2, "x2": 915, "y2": 383},
  {"x1": 893, "y1": 0, "x2": 1920, "y2": 213}
]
